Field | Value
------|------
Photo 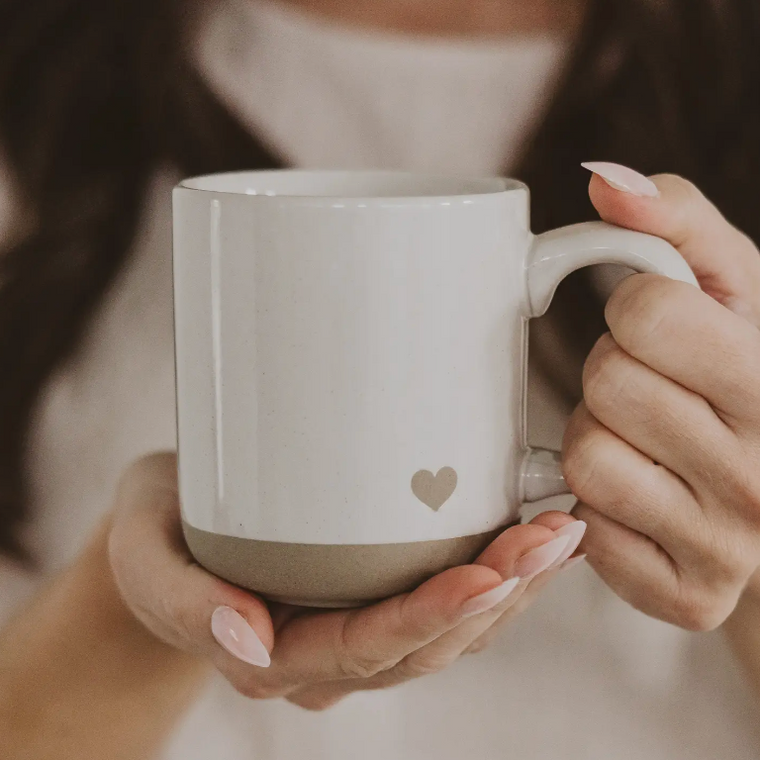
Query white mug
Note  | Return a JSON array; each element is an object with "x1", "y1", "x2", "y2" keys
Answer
[{"x1": 173, "y1": 170, "x2": 696, "y2": 607}]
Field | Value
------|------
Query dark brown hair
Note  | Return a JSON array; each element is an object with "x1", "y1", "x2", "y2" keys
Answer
[{"x1": 0, "y1": 0, "x2": 758, "y2": 558}]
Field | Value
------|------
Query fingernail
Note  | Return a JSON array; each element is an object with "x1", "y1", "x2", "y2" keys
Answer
[
  {"x1": 211, "y1": 606, "x2": 271, "y2": 667},
  {"x1": 560, "y1": 554, "x2": 587, "y2": 573},
  {"x1": 581, "y1": 162, "x2": 659, "y2": 198},
  {"x1": 547, "y1": 521, "x2": 587, "y2": 570},
  {"x1": 460, "y1": 577, "x2": 520, "y2": 619},
  {"x1": 514, "y1": 535, "x2": 571, "y2": 580}
]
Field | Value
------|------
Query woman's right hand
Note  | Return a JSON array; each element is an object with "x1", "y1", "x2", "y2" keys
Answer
[{"x1": 108, "y1": 453, "x2": 584, "y2": 711}]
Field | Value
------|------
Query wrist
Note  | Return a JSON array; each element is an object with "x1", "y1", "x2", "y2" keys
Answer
[
  {"x1": 75, "y1": 514, "x2": 201, "y2": 667},
  {"x1": 62, "y1": 514, "x2": 213, "y2": 703},
  {"x1": 69, "y1": 515, "x2": 212, "y2": 726},
  {"x1": 0, "y1": 515, "x2": 210, "y2": 758}
]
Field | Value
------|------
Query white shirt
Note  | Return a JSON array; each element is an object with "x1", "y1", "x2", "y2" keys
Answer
[{"x1": 2, "y1": 0, "x2": 758, "y2": 758}]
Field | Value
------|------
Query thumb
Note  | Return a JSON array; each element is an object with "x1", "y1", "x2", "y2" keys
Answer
[
  {"x1": 109, "y1": 453, "x2": 274, "y2": 670},
  {"x1": 583, "y1": 162, "x2": 760, "y2": 327}
]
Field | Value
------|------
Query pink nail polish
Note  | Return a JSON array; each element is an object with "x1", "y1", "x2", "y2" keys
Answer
[
  {"x1": 560, "y1": 554, "x2": 587, "y2": 573},
  {"x1": 211, "y1": 606, "x2": 271, "y2": 668},
  {"x1": 514, "y1": 535, "x2": 571, "y2": 580},
  {"x1": 547, "y1": 521, "x2": 587, "y2": 570},
  {"x1": 581, "y1": 162, "x2": 659, "y2": 198},
  {"x1": 460, "y1": 577, "x2": 520, "y2": 619}
]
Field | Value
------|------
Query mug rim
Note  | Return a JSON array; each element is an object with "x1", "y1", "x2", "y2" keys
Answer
[{"x1": 176, "y1": 169, "x2": 528, "y2": 201}]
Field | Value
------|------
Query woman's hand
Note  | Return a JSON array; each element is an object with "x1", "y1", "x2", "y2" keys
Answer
[
  {"x1": 563, "y1": 164, "x2": 760, "y2": 631},
  {"x1": 108, "y1": 454, "x2": 584, "y2": 711}
]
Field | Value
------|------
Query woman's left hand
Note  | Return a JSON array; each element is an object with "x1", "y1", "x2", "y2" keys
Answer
[{"x1": 562, "y1": 165, "x2": 760, "y2": 631}]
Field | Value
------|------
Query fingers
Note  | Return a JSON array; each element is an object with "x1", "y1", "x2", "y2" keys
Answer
[
  {"x1": 563, "y1": 405, "x2": 760, "y2": 630},
  {"x1": 577, "y1": 167, "x2": 760, "y2": 632},
  {"x1": 464, "y1": 511, "x2": 585, "y2": 655},
  {"x1": 562, "y1": 401, "x2": 715, "y2": 567},
  {"x1": 376, "y1": 518, "x2": 580, "y2": 672},
  {"x1": 577, "y1": 329, "x2": 760, "y2": 529},
  {"x1": 581, "y1": 332, "x2": 746, "y2": 490},
  {"x1": 412, "y1": 513, "x2": 585, "y2": 659},
  {"x1": 587, "y1": 170, "x2": 760, "y2": 326},
  {"x1": 108, "y1": 454, "x2": 275, "y2": 671},
  {"x1": 472, "y1": 516, "x2": 578, "y2": 578},
  {"x1": 412, "y1": 518, "x2": 582, "y2": 664},
  {"x1": 572, "y1": 502, "x2": 740, "y2": 632},
  {"x1": 603, "y1": 274, "x2": 760, "y2": 428},
  {"x1": 273, "y1": 520, "x2": 578, "y2": 691},
  {"x1": 586, "y1": 167, "x2": 760, "y2": 425},
  {"x1": 464, "y1": 567, "x2": 564, "y2": 655},
  {"x1": 265, "y1": 562, "x2": 507, "y2": 691},
  {"x1": 286, "y1": 514, "x2": 585, "y2": 709}
]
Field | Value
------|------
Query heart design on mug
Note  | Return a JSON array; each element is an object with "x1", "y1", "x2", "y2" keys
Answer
[{"x1": 411, "y1": 467, "x2": 458, "y2": 511}]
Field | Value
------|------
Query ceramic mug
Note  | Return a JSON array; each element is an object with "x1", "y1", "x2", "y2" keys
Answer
[{"x1": 173, "y1": 170, "x2": 696, "y2": 608}]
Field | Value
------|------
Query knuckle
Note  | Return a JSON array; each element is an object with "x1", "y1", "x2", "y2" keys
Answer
[
  {"x1": 735, "y1": 229, "x2": 760, "y2": 265},
  {"x1": 654, "y1": 174, "x2": 707, "y2": 235},
  {"x1": 711, "y1": 538, "x2": 748, "y2": 583},
  {"x1": 336, "y1": 615, "x2": 395, "y2": 680},
  {"x1": 170, "y1": 602, "x2": 197, "y2": 646},
  {"x1": 562, "y1": 427, "x2": 608, "y2": 503},
  {"x1": 606, "y1": 276, "x2": 677, "y2": 355},
  {"x1": 338, "y1": 651, "x2": 389, "y2": 680},
  {"x1": 394, "y1": 652, "x2": 455, "y2": 680},
  {"x1": 734, "y1": 465, "x2": 760, "y2": 523},
  {"x1": 671, "y1": 588, "x2": 725, "y2": 632},
  {"x1": 466, "y1": 633, "x2": 496, "y2": 655},
  {"x1": 748, "y1": 490, "x2": 760, "y2": 527},
  {"x1": 570, "y1": 501, "x2": 598, "y2": 529},
  {"x1": 299, "y1": 702, "x2": 334, "y2": 713},
  {"x1": 661, "y1": 173, "x2": 703, "y2": 205},
  {"x1": 562, "y1": 405, "x2": 589, "y2": 454},
  {"x1": 296, "y1": 700, "x2": 338, "y2": 713},
  {"x1": 682, "y1": 527, "x2": 746, "y2": 590},
  {"x1": 705, "y1": 449, "x2": 760, "y2": 526},
  {"x1": 582, "y1": 333, "x2": 614, "y2": 386},
  {"x1": 287, "y1": 694, "x2": 344, "y2": 712},
  {"x1": 582, "y1": 336, "x2": 634, "y2": 414},
  {"x1": 289, "y1": 700, "x2": 329, "y2": 712},
  {"x1": 159, "y1": 578, "x2": 199, "y2": 645},
  {"x1": 231, "y1": 675, "x2": 283, "y2": 701}
]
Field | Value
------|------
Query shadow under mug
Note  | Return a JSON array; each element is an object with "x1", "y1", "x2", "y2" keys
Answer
[{"x1": 173, "y1": 170, "x2": 696, "y2": 608}]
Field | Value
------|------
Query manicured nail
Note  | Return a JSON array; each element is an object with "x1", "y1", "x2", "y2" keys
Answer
[
  {"x1": 560, "y1": 554, "x2": 587, "y2": 573},
  {"x1": 547, "y1": 521, "x2": 587, "y2": 570},
  {"x1": 211, "y1": 606, "x2": 271, "y2": 667},
  {"x1": 460, "y1": 577, "x2": 520, "y2": 619},
  {"x1": 514, "y1": 535, "x2": 571, "y2": 580},
  {"x1": 581, "y1": 162, "x2": 659, "y2": 198}
]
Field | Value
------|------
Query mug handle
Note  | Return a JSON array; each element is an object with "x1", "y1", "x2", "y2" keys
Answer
[{"x1": 519, "y1": 220, "x2": 699, "y2": 503}]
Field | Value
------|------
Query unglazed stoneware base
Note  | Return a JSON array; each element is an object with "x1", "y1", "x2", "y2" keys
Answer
[{"x1": 182, "y1": 521, "x2": 516, "y2": 608}]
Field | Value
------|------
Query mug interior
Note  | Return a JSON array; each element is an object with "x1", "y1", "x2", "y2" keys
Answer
[{"x1": 178, "y1": 169, "x2": 523, "y2": 199}]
